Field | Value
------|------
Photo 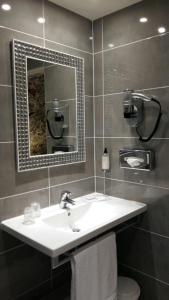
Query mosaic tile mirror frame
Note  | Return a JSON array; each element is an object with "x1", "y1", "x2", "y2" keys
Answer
[{"x1": 13, "y1": 40, "x2": 85, "y2": 171}]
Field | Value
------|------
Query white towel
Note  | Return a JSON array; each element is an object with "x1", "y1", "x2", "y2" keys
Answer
[{"x1": 71, "y1": 232, "x2": 117, "y2": 300}]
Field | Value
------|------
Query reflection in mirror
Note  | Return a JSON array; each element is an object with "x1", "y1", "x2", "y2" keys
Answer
[{"x1": 27, "y1": 58, "x2": 77, "y2": 156}]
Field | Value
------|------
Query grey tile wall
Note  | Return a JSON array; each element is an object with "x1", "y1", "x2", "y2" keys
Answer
[
  {"x1": 93, "y1": 0, "x2": 169, "y2": 299},
  {"x1": 118, "y1": 264, "x2": 169, "y2": 300},
  {"x1": 104, "y1": 34, "x2": 169, "y2": 94},
  {"x1": 44, "y1": 0, "x2": 92, "y2": 52},
  {"x1": 0, "y1": 1, "x2": 94, "y2": 299},
  {"x1": 103, "y1": 0, "x2": 169, "y2": 51}
]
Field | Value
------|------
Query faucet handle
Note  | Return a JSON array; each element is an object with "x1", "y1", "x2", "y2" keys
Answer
[{"x1": 60, "y1": 190, "x2": 72, "y2": 202}]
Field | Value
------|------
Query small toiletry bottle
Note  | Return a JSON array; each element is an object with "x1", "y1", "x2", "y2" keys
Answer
[{"x1": 102, "y1": 148, "x2": 110, "y2": 171}]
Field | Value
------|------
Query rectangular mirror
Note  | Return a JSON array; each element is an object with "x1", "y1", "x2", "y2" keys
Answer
[
  {"x1": 27, "y1": 58, "x2": 77, "y2": 156},
  {"x1": 13, "y1": 40, "x2": 85, "y2": 171}
]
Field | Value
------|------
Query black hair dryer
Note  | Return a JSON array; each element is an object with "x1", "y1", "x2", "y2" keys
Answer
[
  {"x1": 123, "y1": 89, "x2": 162, "y2": 142},
  {"x1": 123, "y1": 89, "x2": 143, "y2": 127}
]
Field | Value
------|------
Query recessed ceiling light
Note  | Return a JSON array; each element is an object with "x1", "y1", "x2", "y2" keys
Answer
[
  {"x1": 108, "y1": 43, "x2": 114, "y2": 48},
  {"x1": 89, "y1": 36, "x2": 93, "y2": 40},
  {"x1": 37, "y1": 17, "x2": 45, "y2": 24},
  {"x1": 139, "y1": 17, "x2": 148, "y2": 23},
  {"x1": 1, "y1": 3, "x2": 11, "y2": 11},
  {"x1": 158, "y1": 27, "x2": 166, "y2": 34}
]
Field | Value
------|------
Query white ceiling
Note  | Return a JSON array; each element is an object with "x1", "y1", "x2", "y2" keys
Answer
[{"x1": 49, "y1": 0, "x2": 142, "y2": 20}]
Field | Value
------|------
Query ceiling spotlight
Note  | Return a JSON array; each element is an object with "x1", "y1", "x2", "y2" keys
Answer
[
  {"x1": 108, "y1": 43, "x2": 114, "y2": 48},
  {"x1": 37, "y1": 17, "x2": 45, "y2": 24},
  {"x1": 1, "y1": 3, "x2": 11, "y2": 11},
  {"x1": 158, "y1": 27, "x2": 166, "y2": 34},
  {"x1": 139, "y1": 17, "x2": 148, "y2": 23}
]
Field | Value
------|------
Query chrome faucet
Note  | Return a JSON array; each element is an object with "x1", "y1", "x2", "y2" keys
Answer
[{"x1": 59, "y1": 191, "x2": 75, "y2": 211}]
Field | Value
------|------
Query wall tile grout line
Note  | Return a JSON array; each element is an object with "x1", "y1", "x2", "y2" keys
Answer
[
  {"x1": 48, "y1": 168, "x2": 51, "y2": 206},
  {"x1": 0, "y1": 84, "x2": 12, "y2": 88},
  {"x1": 133, "y1": 226, "x2": 169, "y2": 240},
  {"x1": 50, "y1": 176, "x2": 94, "y2": 189},
  {"x1": 0, "y1": 177, "x2": 94, "y2": 201},
  {"x1": 12, "y1": 278, "x2": 51, "y2": 300},
  {"x1": 96, "y1": 176, "x2": 169, "y2": 192},
  {"x1": 0, "y1": 187, "x2": 49, "y2": 201},
  {"x1": 101, "y1": 18, "x2": 104, "y2": 152},
  {"x1": 45, "y1": 38, "x2": 92, "y2": 55},
  {"x1": 42, "y1": 0, "x2": 45, "y2": 48},
  {"x1": 94, "y1": 136, "x2": 169, "y2": 140},
  {"x1": 0, "y1": 25, "x2": 93, "y2": 55},
  {"x1": 93, "y1": 85, "x2": 169, "y2": 98},
  {"x1": 0, "y1": 141, "x2": 15, "y2": 144},
  {"x1": 0, "y1": 243, "x2": 25, "y2": 257},
  {"x1": 94, "y1": 31, "x2": 169, "y2": 54},
  {"x1": 119, "y1": 263, "x2": 169, "y2": 287},
  {"x1": 92, "y1": 21, "x2": 97, "y2": 192},
  {"x1": 101, "y1": 18, "x2": 106, "y2": 195}
]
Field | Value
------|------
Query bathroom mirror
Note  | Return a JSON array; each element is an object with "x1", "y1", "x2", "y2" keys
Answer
[{"x1": 13, "y1": 40, "x2": 85, "y2": 171}]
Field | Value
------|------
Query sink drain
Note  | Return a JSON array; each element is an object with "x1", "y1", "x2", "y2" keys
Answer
[{"x1": 72, "y1": 227, "x2": 80, "y2": 232}]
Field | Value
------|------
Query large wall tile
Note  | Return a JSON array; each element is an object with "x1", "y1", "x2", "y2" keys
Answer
[
  {"x1": 0, "y1": 28, "x2": 43, "y2": 86},
  {"x1": 96, "y1": 177, "x2": 104, "y2": 194},
  {"x1": 94, "y1": 96, "x2": 103, "y2": 137},
  {"x1": 50, "y1": 177, "x2": 95, "y2": 204},
  {"x1": 0, "y1": 0, "x2": 44, "y2": 38},
  {"x1": 85, "y1": 97, "x2": 94, "y2": 137},
  {"x1": 102, "y1": 138, "x2": 169, "y2": 189},
  {"x1": 95, "y1": 138, "x2": 104, "y2": 177},
  {"x1": 104, "y1": 88, "x2": 169, "y2": 138},
  {"x1": 105, "y1": 178, "x2": 169, "y2": 237},
  {"x1": 119, "y1": 264, "x2": 169, "y2": 300},
  {"x1": 0, "y1": 86, "x2": 14, "y2": 142},
  {"x1": 103, "y1": 0, "x2": 169, "y2": 50},
  {"x1": 16, "y1": 280, "x2": 51, "y2": 300},
  {"x1": 104, "y1": 33, "x2": 169, "y2": 94},
  {"x1": 16, "y1": 263, "x2": 71, "y2": 300},
  {"x1": 50, "y1": 138, "x2": 94, "y2": 186},
  {"x1": 104, "y1": 94, "x2": 136, "y2": 137},
  {"x1": 0, "y1": 143, "x2": 48, "y2": 198},
  {"x1": 44, "y1": 1, "x2": 92, "y2": 52},
  {"x1": 0, "y1": 231, "x2": 22, "y2": 254},
  {"x1": 94, "y1": 53, "x2": 103, "y2": 96},
  {"x1": 117, "y1": 227, "x2": 169, "y2": 284},
  {"x1": 0, "y1": 244, "x2": 50, "y2": 300},
  {"x1": 45, "y1": 40, "x2": 93, "y2": 96},
  {"x1": 93, "y1": 18, "x2": 102, "y2": 53},
  {"x1": 0, "y1": 189, "x2": 49, "y2": 221}
]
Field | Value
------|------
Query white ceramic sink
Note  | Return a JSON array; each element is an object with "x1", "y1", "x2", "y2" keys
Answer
[
  {"x1": 43, "y1": 200, "x2": 129, "y2": 233},
  {"x1": 1, "y1": 193, "x2": 147, "y2": 257}
]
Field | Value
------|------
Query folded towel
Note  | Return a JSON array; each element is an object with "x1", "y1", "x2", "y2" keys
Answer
[{"x1": 71, "y1": 232, "x2": 117, "y2": 300}]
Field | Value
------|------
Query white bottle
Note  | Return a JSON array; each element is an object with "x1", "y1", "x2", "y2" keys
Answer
[{"x1": 102, "y1": 148, "x2": 110, "y2": 171}]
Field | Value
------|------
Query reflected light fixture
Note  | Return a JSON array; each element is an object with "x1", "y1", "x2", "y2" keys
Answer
[
  {"x1": 158, "y1": 27, "x2": 166, "y2": 34},
  {"x1": 37, "y1": 17, "x2": 45, "y2": 24},
  {"x1": 1, "y1": 3, "x2": 11, "y2": 11},
  {"x1": 139, "y1": 17, "x2": 148, "y2": 23},
  {"x1": 108, "y1": 43, "x2": 114, "y2": 48}
]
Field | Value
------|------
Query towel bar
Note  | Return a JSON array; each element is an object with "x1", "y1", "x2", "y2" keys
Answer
[{"x1": 51, "y1": 218, "x2": 139, "y2": 269}]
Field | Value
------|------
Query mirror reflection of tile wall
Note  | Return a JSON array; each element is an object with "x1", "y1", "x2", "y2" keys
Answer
[{"x1": 27, "y1": 58, "x2": 77, "y2": 155}]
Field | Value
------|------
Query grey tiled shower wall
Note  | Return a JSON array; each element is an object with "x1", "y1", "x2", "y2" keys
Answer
[
  {"x1": 0, "y1": 0, "x2": 94, "y2": 299},
  {"x1": 93, "y1": 0, "x2": 169, "y2": 299}
]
